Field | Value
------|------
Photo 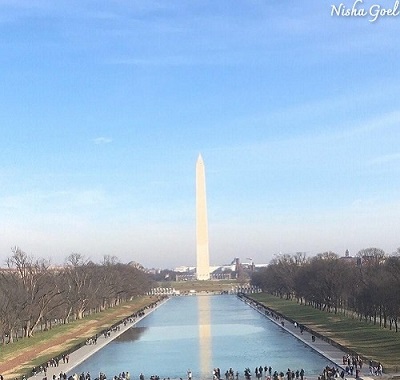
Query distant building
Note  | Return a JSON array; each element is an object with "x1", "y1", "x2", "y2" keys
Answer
[{"x1": 339, "y1": 251, "x2": 358, "y2": 265}]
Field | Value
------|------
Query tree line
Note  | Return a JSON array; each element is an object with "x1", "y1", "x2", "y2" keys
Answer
[
  {"x1": 251, "y1": 247, "x2": 400, "y2": 332},
  {"x1": 0, "y1": 247, "x2": 154, "y2": 344}
]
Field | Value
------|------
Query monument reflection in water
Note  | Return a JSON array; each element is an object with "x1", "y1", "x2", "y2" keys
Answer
[
  {"x1": 73, "y1": 295, "x2": 329, "y2": 379},
  {"x1": 198, "y1": 296, "x2": 211, "y2": 378}
]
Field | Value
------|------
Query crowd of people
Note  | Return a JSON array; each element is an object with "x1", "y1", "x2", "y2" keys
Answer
[
  {"x1": 210, "y1": 366, "x2": 306, "y2": 380},
  {"x1": 31, "y1": 355, "x2": 70, "y2": 378},
  {"x1": 0, "y1": 361, "x2": 391, "y2": 380},
  {"x1": 339, "y1": 354, "x2": 384, "y2": 378},
  {"x1": 24, "y1": 358, "x2": 390, "y2": 380},
  {"x1": 51, "y1": 367, "x2": 307, "y2": 380}
]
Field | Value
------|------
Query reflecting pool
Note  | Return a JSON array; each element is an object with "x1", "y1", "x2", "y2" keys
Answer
[{"x1": 73, "y1": 295, "x2": 329, "y2": 379}]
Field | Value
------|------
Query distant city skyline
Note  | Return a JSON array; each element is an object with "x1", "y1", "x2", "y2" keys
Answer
[{"x1": 1, "y1": 1, "x2": 400, "y2": 269}]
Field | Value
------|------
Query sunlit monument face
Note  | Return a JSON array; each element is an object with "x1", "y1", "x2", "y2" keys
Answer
[{"x1": 196, "y1": 154, "x2": 210, "y2": 280}]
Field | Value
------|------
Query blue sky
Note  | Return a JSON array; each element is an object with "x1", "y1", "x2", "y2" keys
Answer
[{"x1": 1, "y1": 0, "x2": 400, "y2": 268}]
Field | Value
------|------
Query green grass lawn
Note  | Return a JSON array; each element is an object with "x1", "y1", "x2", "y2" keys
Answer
[{"x1": 250, "y1": 293, "x2": 400, "y2": 372}]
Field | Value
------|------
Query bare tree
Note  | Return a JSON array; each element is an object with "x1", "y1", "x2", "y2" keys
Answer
[
  {"x1": 5, "y1": 247, "x2": 62, "y2": 337},
  {"x1": 63, "y1": 253, "x2": 99, "y2": 320},
  {"x1": 357, "y1": 247, "x2": 386, "y2": 266},
  {"x1": 0, "y1": 248, "x2": 154, "y2": 344}
]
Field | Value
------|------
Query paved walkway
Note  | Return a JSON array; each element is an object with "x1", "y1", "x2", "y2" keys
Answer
[
  {"x1": 29, "y1": 298, "x2": 170, "y2": 380},
  {"x1": 240, "y1": 297, "x2": 385, "y2": 380}
]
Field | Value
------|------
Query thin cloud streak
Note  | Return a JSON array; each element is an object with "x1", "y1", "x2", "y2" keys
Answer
[
  {"x1": 0, "y1": 189, "x2": 108, "y2": 212},
  {"x1": 367, "y1": 152, "x2": 400, "y2": 166},
  {"x1": 93, "y1": 137, "x2": 112, "y2": 145}
]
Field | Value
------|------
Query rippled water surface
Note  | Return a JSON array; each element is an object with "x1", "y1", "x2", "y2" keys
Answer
[{"x1": 73, "y1": 295, "x2": 329, "y2": 379}]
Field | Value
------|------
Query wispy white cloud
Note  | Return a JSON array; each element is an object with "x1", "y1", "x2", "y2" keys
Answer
[
  {"x1": 85, "y1": 10, "x2": 118, "y2": 20},
  {"x1": 0, "y1": 0, "x2": 53, "y2": 8},
  {"x1": 0, "y1": 189, "x2": 108, "y2": 212},
  {"x1": 367, "y1": 152, "x2": 400, "y2": 166},
  {"x1": 209, "y1": 81, "x2": 400, "y2": 154},
  {"x1": 93, "y1": 137, "x2": 112, "y2": 145},
  {"x1": 216, "y1": 109, "x2": 400, "y2": 163},
  {"x1": 350, "y1": 196, "x2": 382, "y2": 211},
  {"x1": 349, "y1": 110, "x2": 400, "y2": 136},
  {"x1": 106, "y1": 54, "x2": 239, "y2": 67}
]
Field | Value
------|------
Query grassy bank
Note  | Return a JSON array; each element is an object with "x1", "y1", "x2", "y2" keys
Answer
[
  {"x1": 0, "y1": 296, "x2": 159, "y2": 378},
  {"x1": 250, "y1": 293, "x2": 400, "y2": 372}
]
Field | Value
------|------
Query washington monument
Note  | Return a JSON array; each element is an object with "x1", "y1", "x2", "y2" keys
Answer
[{"x1": 196, "y1": 154, "x2": 210, "y2": 280}]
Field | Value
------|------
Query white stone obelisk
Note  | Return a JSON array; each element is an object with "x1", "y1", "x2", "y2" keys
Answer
[{"x1": 196, "y1": 154, "x2": 210, "y2": 280}]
